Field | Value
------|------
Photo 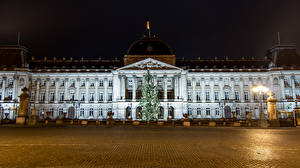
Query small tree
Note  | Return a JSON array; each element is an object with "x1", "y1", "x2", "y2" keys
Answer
[{"x1": 139, "y1": 70, "x2": 160, "y2": 121}]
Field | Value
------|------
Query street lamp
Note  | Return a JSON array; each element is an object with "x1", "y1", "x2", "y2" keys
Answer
[{"x1": 252, "y1": 85, "x2": 269, "y2": 127}]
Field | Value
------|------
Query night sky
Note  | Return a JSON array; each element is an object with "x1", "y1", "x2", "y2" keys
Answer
[{"x1": 0, "y1": 0, "x2": 299, "y2": 60}]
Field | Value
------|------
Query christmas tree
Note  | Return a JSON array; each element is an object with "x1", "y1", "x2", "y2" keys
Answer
[{"x1": 139, "y1": 70, "x2": 160, "y2": 121}]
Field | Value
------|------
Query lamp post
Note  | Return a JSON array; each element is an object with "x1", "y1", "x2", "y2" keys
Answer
[{"x1": 252, "y1": 85, "x2": 269, "y2": 127}]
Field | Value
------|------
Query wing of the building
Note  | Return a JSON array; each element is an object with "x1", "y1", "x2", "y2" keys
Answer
[{"x1": 0, "y1": 35, "x2": 300, "y2": 120}]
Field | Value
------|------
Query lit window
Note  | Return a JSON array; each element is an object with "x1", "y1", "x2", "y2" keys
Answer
[
  {"x1": 128, "y1": 79, "x2": 133, "y2": 86},
  {"x1": 89, "y1": 93, "x2": 94, "y2": 101},
  {"x1": 196, "y1": 92, "x2": 201, "y2": 101},
  {"x1": 205, "y1": 79, "x2": 210, "y2": 86},
  {"x1": 58, "y1": 108, "x2": 63, "y2": 117},
  {"x1": 196, "y1": 79, "x2": 200, "y2": 86},
  {"x1": 197, "y1": 108, "x2": 201, "y2": 116},
  {"x1": 80, "y1": 92, "x2": 85, "y2": 101},
  {"x1": 167, "y1": 78, "x2": 172, "y2": 86},
  {"x1": 214, "y1": 78, "x2": 219, "y2": 85},
  {"x1": 50, "y1": 92, "x2": 55, "y2": 101},
  {"x1": 188, "y1": 108, "x2": 193, "y2": 116}
]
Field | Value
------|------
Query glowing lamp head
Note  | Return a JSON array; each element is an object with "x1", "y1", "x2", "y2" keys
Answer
[{"x1": 252, "y1": 85, "x2": 269, "y2": 94}]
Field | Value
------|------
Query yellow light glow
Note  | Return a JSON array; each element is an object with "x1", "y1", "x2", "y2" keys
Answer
[{"x1": 252, "y1": 85, "x2": 269, "y2": 94}]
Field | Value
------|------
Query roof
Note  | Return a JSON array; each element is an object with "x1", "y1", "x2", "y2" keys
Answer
[
  {"x1": 0, "y1": 45, "x2": 27, "y2": 68},
  {"x1": 126, "y1": 36, "x2": 174, "y2": 55}
]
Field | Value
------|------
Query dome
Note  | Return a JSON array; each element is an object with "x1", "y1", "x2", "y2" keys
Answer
[{"x1": 126, "y1": 36, "x2": 174, "y2": 55}]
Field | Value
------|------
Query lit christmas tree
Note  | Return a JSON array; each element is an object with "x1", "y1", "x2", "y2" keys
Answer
[{"x1": 139, "y1": 70, "x2": 160, "y2": 121}]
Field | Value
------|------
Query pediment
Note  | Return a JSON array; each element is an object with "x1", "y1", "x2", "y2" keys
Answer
[{"x1": 118, "y1": 58, "x2": 182, "y2": 71}]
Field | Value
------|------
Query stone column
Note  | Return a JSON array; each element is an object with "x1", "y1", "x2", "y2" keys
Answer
[
  {"x1": 249, "y1": 78, "x2": 254, "y2": 103},
  {"x1": 120, "y1": 75, "x2": 125, "y2": 100},
  {"x1": 181, "y1": 74, "x2": 187, "y2": 101},
  {"x1": 164, "y1": 76, "x2": 167, "y2": 101},
  {"x1": 279, "y1": 76, "x2": 285, "y2": 100},
  {"x1": 174, "y1": 75, "x2": 178, "y2": 100},
  {"x1": 201, "y1": 79, "x2": 205, "y2": 103},
  {"x1": 85, "y1": 78, "x2": 89, "y2": 103},
  {"x1": 291, "y1": 75, "x2": 296, "y2": 99},
  {"x1": 104, "y1": 78, "x2": 108, "y2": 102},
  {"x1": 220, "y1": 78, "x2": 224, "y2": 100},
  {"x1": 64, "y1": 78, "x2": 69, "y2": 101},
  {"x1": 45, "y1": 78, "x2": 50, "y2": 103},
  {"x1": 240, "y1": 78, "x2": 244, "y2": 103},
  {"x1": 95, "y1": 78, "x2": 99, "y2": 103},
  {"x1": 132, "y1": 76, "x2": 136, "y2": 101},
  {"x1": 55, "y1": 78, "x2": 59, "y2": 103},
  {"x1": 1, "y1": 76, "x2": 6, "y2": 100},
  {"x1": 210, "y1": 78, "x2": 214, "y2": 103},
  {"x1": 192, "y1": 77, "x2": 196, "y2": 103},
  {"x1": 12, "y1": 76, "x2": 18, "y2": 100},
  {"x1": 76, "y1": 78, "x2": 80, "y2": 101},
  {"x1": 35, "y1": 80, "x2": 40, "y2": 103},
  {"x1": 112, "y1": 73, "x2": 120, "y2": 102}
]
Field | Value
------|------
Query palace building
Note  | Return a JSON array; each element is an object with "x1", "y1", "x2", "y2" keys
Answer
[{"x1": 0, "y1": 34, "x2": 300, "y2": 121}]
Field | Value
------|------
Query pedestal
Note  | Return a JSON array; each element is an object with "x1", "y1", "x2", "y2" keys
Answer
[
  {"x1": 157, "y1": 121, "x2": 164, "y2": 126},
  {"x1": 56, "y1": 119, "x2": 64, "y2": 125},
  {"x1": 183, "y1": 121, "x2": 190, "y2": 127},
  {"x1": 233, "y1": 122, "x2": 240, "y2": 127},
  {"x1": 16, "y1": 116, "x2": 26, "y2": 125},
  {"x1": 132, "y1": 121, "x2": 140, "y2": 126},
  {"x1": 81, "y1": 120, "x2": 88, "y2": 125},
  {"x1": 209, "y1": 121, "x2": 216, "y2": 127},
  {"x1": 27, "y1": 115, "x2": 39, "y2": 126}
]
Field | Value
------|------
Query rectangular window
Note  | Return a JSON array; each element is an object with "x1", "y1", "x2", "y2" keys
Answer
[
  {"x1": 40, "y1": 92, "x2": 45, "y2": 101},
  {"x1": 69, "y1": 92, "x2": 75, "y2": 101},
  {"x1": 128, "y1": 79, "x2": 133, "y2": 86},
  {"x1": 225, "y1": 91, "x2": 229, "y2": 100},
  {"x1": 99, "y1": 80, "x2": 104, "y2": 87},
  {"x1": 30, "y1": 92, "x2": 34, "y2": 101},
  {"x1": 41, "y1": 80, "x2": 46, "y2": 86},
  {"x1": 215, "y1": 108, "x2": 220, "y2": 116},
  {"x1": 50, "y1": 92, "x2": 55, "y2": 101},
  {"x1": 188, "y1": 108, "x2": 193, "y2": 116},
  {"x1": 90, "y1": 81, "x2": 95, "y2": 87},
  {"x1": 236, "y1": 107, "x2": 241, "y2": 116},
  {"x1": 214, "y1": 91, "x2": 219, "y2": 101},
  {"x1": 80, "y1": 108, "x2": 84, "y2": 117},
  {"x1": 205, "y1": 79, "x2": 210, "y2": 86},
  {"x1": 59, "y1": 92, "x2": 64, "y2": 101},
  {"x1": 244, "y1": 92, "x2": 249, "y2": 101},
  {"x1": 158, "y1": 79, "x2": 162, "y2": 86},
  {"x1": 187, "y1": 80, "x2": 191, "y2": 87},
  {"x1": 235, "y1": 91, "x2": 240, "y2": 100},
  {"x1": 196, "y1": 79, "x2": 200, "y2": 86},
  {"x1": 188, "y1": 92, "x2": 192, "y2": 101},
  {"x1": 99, "y1": 108, "x2": 103, "y2": 116},
  {"x1": 99, "y1": 93, "x2": 104, "y2": 101},
  {"x1": 108, "y1": 93, "x2": 112, "y2": 101},
  {"x1": 235, "y1": 78, "x2": 239, "y2": 85},
  {"x1": 89, "y1": 108, "x2": 94, "y2": 116},
  {"x1": 108, "y1": 80, "x2": 113, "y2": 87},
  {"x1": 205, "y1": 91, "x2": 210, "y2": 101},
  {"x1": 8, "y1": 79, "x2": 14, "y2": 86},
  {"x1": 70, "y1": 80, "x2": 75, "y2": 87},
  {"x1": 8, "y1": 91, "x2": 13, "y2": 99},
  {"x1": 49, "y1": 108, "x2": 54, "y2": 117},
  {"x1": 60, "y1": 80, "x2": 65, "y2": 87},
  {"x1": 80, "y1": 92, "x2": 85, "y2": 101},
  {"x1": 197, "y1": 108, "x2": 201, "y2": 116},
  {"x1": 50, "y1": 80, "x2": 55, "y2": 87},
  {"x1": 224, "y1": 78, "x2": 229, "y2": 85},
  {"x1": 196, "y1": 91, "x2": 201, "y2": 101},
  {"x1": 206, "y1": 108, "x2": 210, "y2": 116},
  {"x1": 214, "y1": 79, "x2": 219, "y2": 86},
  {"x1": 58, "y1": 108, "x2": 63, "y2": 117},
  {"x1": 89, "y1": 93, "x2": 94, "y2": 101},
  {"x1": 81, "y1": 81, "x2": 85, "y2": 87}
]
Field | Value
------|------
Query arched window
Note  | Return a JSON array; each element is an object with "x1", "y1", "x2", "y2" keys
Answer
[{"x1": 158, "y1": 106, "x2": 164, "y2": 119}]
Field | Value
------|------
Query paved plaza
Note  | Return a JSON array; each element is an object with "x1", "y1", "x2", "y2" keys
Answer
[{"x1": 0, "y1": 126, "x2": 300, "y2": 168}]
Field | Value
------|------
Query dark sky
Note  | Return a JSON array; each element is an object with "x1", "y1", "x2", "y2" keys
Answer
[{"x1": 0, "y1": 0, "x2": 299, "y2": 60}]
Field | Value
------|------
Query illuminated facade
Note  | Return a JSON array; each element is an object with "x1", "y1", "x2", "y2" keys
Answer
[{"x1": 0, "y1": 36, "x2": 300, "y2": 121}]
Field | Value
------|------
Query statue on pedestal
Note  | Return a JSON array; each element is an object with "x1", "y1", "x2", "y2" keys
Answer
[
  {"x1": 16, "y1": 87, "x2": 30, "y2": 125},
  {"x1": 267, "y1": 91, "x2": 280, "y2": 127}
]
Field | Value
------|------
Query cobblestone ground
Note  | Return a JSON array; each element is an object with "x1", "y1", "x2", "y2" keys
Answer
[{"x1": 0, "y1": 126, "x2": 300, "y2": 168}]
